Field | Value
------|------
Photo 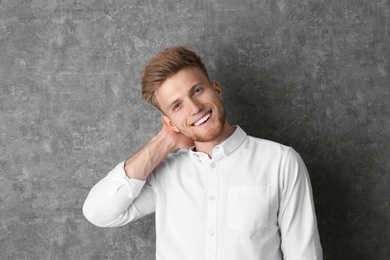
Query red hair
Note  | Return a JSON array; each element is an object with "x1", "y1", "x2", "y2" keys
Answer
[{"x1": 141, "y1": 46, "x2": 209, "y2": 109}]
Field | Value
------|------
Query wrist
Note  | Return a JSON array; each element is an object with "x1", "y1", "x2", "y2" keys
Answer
[{"x1": 155, "y1": 128, "x2": 179, "y2": 152}]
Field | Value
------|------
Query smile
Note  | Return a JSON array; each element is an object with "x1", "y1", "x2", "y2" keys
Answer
[{"x1": 193, "y1": 112, "x2": 211, "y2": 126}]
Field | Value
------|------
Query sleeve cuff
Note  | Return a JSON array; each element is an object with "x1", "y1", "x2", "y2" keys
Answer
[{"x1": 107, "y1": 161, "x2": 146, "y2": 198}]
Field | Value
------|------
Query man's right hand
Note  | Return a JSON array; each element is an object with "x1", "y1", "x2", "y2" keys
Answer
[
  {"x1": 159, "y1": 124, "x2": 195, "y2": 152},
  {"x1": 124, "y1": 124, "x2": 194, "y2": 180}
]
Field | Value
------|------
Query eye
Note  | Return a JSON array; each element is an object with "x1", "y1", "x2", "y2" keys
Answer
[
  {"x1": 173, "y1": 103, "x2": 180, "y2": 110},
  {"x1": 194, "y1": 87, "x2": 202, "y2": 95}
]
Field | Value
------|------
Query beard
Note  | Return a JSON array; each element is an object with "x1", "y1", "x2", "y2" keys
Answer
[{"x1": 181, "y1": 106, "x2": 226, "y2": 143}]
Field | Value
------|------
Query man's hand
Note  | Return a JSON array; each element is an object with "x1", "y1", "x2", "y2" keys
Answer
[
  {"x1": 124, "y1": 124, "x2": 194, "y2": 180},
  {"x1": 159, "y1": 124, "x2": 195, "y2": 152}
]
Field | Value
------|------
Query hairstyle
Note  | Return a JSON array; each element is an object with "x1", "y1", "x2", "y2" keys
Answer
[{"x1": 141, "y1": 46, "x2": 209, "y2": 109}]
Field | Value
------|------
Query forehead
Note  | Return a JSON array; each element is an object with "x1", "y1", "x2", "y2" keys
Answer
[{"x1": 155, "y1": 67, "x2": 209, "y2": 104}]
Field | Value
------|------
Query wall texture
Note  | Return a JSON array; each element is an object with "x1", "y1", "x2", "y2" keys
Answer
[{"x1": 1, "y1": 0, "x2": 389, "y2": 259}]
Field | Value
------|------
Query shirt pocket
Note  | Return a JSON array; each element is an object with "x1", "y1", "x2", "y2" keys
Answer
[{"x1": 227, "y1": 185, "x2": 270, "y2": 235}]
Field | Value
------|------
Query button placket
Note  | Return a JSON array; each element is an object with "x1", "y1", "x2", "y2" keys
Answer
[{"x1": 206, "y1": 161, "x2": 218, "y2": 260}]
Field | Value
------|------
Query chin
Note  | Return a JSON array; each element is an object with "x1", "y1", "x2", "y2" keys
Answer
[{"x1": 190, "y1": 122, "x2": 225, "y2": 142}]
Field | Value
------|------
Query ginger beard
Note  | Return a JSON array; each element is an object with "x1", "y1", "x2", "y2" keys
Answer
[{"x1": 180, "y1": 105, "x2": 226, "y2": 143}]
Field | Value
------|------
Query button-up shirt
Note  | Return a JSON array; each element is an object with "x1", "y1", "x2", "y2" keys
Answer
[{"x1": 83, "y1": 126, "x2": 323, "y2": 260}]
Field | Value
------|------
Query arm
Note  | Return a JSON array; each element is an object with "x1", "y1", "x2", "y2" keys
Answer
[
  {"x1": 83, "y1": 125, "x2": 194, "y2": 227},
  {"x1": 278, "y1": 148, "x2": 323, "y2": 260},
  {"x1": 124, "y1": 124, "x2": 195, "y2": 180}
]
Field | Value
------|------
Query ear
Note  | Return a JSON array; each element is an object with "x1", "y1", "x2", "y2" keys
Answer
[
  {"x1": 212, "y1": 80, "x2": 223, "y2": 101},
  {"x1": 161, "y1": 116, "x2": 180, "y2": 132}
]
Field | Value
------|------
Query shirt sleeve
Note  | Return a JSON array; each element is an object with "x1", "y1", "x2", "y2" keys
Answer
[
  {"x1": 82, "y1": 161, "x2": 157, "y2": 227},
  {"x1": 278, "y1": 148, "x2": 323, "y2": 260}
]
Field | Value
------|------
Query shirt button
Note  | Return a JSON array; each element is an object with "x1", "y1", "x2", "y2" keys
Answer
[
  {"x1": 210, "y1": 163, "x2": 216, "y2": 168},
  {"x1": 209, "y1": 195, "x2": 216, "y2": 201},
  {"x1": 209, "y1": 230, "x2": 215, "y2": 236}
]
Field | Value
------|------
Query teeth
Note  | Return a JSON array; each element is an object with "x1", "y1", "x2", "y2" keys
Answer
[{"x1": 194, "y1": 113, "x2": 211, "y2": 126}]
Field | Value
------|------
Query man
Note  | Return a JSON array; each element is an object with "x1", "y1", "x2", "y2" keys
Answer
[{"x1": 83, "y1": 46, "x2": 323, "y2": 259}]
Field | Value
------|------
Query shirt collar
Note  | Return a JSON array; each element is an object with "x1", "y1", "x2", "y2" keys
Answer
[{"x1": 190, "y1": 125, "x2": 247, "y2": 162}]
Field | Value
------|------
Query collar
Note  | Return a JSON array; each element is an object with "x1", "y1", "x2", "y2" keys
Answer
[{"x1": 190, "y1": 125, "x2": 247, "y2": 163}]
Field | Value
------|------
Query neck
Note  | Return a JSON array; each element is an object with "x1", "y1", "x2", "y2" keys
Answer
[{"x1": 194, "y1": 121, "x2": 235, "y2": 158}]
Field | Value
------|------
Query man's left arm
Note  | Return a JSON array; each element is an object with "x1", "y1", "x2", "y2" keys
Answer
[{"x1": 278, "y1": 148, "x2": 323, "y2": 260}]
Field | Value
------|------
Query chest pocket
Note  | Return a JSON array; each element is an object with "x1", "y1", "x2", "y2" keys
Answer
[{"x1": 227, "y1": 185, "x2": 270, "y2": 235}]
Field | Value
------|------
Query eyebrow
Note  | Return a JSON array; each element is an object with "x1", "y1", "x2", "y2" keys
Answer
[{"x1": 166, "y1": 82, "x2": 204, "y2": 111}]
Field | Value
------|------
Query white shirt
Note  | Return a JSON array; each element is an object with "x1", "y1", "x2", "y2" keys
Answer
[{"x1": 83, "y1": 126, "x2": 323, "y2": 260}]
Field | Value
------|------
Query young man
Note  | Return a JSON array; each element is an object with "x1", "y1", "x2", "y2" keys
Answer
[{"x1": 83, "y1": 46, "x2": 323, "y2": 259}]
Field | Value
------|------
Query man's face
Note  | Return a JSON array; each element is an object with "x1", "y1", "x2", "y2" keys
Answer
[{"x1": 155, "y1": 67, "x2": 226, "y2": 142}]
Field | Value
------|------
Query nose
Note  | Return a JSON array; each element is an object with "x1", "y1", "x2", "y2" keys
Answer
[{"x1": 188, "y1": 99, "x2": 202, "y2": 115}]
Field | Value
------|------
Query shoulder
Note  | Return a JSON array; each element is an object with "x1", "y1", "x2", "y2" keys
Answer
[
  {"x1": 147, "y1": 148, "x2": 193, "y2": 185},
  {"x1": 245, "y1": 135, "x2": 292, "y2": 155},
  {"x1": 164, "y1": 148, "x2": 193, "y2": 163},
  {"x1": 243, "y1": 135, "x2": 306, "y2": 168},
  {"x1": 151, "y1": 148, "x2": 192, "y2": 173}
]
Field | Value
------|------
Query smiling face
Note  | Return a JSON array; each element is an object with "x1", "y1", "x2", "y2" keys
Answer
[{"x1": 155, "y1": 67, "x2": 228, "y2": 143}]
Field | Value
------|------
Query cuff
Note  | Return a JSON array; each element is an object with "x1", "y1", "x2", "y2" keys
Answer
[{"x1": 107, "y1": 161, "x2": 146, "y2": 198}]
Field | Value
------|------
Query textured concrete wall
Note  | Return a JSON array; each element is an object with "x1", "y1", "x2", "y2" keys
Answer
[{"x1": 1, "y1": 0, "x2": 389, "y2": 259}]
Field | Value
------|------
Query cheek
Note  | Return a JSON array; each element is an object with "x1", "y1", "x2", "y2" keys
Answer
[
  {"x1": 170, "y1": 114, "x2": 186, "y2": 127},
  {"x1": 179, "y1": 114, "x2": 189, "y2": 126},
  {"x1": 211, "y1": 96, "x2": 223, "y2": 108}
]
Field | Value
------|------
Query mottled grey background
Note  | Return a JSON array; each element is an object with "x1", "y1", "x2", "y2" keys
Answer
[{"x1": 1, "y1": 0, "x2": 389, "y2": 259}]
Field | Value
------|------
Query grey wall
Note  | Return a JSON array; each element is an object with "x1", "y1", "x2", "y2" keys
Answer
[{"x1": 1, "y1": 0, "x2": 389, "y2": 259}]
